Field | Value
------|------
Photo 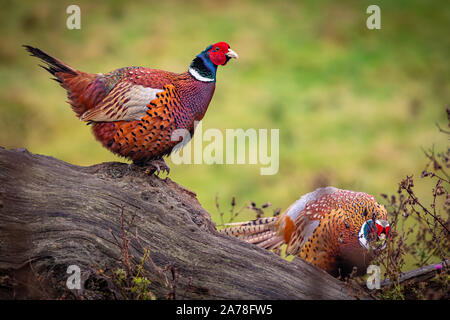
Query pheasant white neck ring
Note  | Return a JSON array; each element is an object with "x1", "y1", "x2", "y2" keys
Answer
[
  {"x1": 358, "y1": 219, "x2": 390, "y2": 250},
  {"x1": 188, "y1": 67, "x2": 215, "y2": 82}
]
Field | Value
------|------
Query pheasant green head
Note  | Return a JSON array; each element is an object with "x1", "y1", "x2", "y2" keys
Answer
[
  {"x1": 189, "y1": 42, "x2": 238, "y2": 82},
  {"x1": 358, "y1": 204, "x2": 390, "y2": 251}
]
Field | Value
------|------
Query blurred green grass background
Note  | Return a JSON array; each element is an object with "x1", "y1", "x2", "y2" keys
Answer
[{"x1": 0, "y1": 0, "x2": 448, "y2": 228}]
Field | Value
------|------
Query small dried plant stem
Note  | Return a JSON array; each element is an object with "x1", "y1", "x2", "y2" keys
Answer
[
  {"x1": 134, "y1": 248, "x2": 150, "y2": 280},
  {"x1": 403, "y1": 186, "x2": 449, "y2": 235}
]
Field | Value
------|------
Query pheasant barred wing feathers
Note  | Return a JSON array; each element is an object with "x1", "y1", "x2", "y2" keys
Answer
[
  {"x1": 284, "y1": 187, "x2": 338, "y2": 254},
  {"x1": 80, "y1": 81, "x2": 164, "y2": 122},
  {"x1": 285, "y1": 216, "x2": 320, "y2": 255},
  {"x1": 285, "y1": 186, "x2": 338, "y2": 221}
]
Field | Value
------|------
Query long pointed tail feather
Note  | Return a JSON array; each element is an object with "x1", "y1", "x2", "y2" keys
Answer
[
  {"x1": 24, "y1": 45, "x2": 103, "y2": 118},
  {"x1": 219, "y1": 216, "x2": 284, "y2": 251},
  {"x1": 23, "y1": 45, "x2": 77, "y2": 80}
]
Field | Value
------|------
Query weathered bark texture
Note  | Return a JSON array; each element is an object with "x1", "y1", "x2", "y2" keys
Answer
[{"x1": 0, "y1": 147, "x2": 372, "y2": 300}]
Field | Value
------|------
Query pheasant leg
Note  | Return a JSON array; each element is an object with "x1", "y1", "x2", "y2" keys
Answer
[{"x1": 134, "y1": 158, "x2": 170, "y2": 176}]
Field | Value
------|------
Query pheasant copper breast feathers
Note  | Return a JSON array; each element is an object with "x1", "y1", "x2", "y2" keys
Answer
[
  {"x1": 24, "y1": 42, "x2": 238, "y2": 172},
  {"x1": 221, "y1": 187, "x2": 390, "y2": 276}
]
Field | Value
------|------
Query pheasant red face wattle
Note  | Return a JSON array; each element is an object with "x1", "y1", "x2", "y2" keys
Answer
[{"x1": 208, "y1": 42, "x2": 238, "y2": 66}]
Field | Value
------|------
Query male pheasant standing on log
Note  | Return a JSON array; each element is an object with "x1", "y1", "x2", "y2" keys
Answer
[
  {"x1": 221, "y1": 187, "x2": 390, "y2": 277},
  {"x1": 24, "y1": 42, "x2": 238, "y2": 174}
]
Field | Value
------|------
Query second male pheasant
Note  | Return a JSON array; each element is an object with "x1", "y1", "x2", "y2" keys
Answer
[
  {"x1": 24, "y1": 42, "x2": 238, "y2": 174},
  {"x1": 221, "y1": 187, "x2": 390, "y2": 276}
]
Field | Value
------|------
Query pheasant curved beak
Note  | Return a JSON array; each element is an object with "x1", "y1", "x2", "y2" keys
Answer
[{"x1": 226, "y1": 48, "x2": 239, "y2": 59}]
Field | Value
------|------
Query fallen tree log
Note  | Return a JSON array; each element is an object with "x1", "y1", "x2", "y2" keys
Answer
[{"x1": 0, "y1": 147, "x2": 372, "y2": 300}]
